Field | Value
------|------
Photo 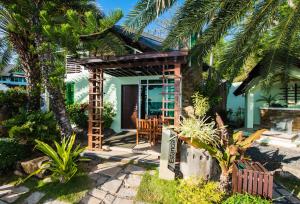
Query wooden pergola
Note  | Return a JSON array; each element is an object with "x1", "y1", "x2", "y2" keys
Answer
[{"x1": 80, "y1": 51, "x2": 188, "y2": 151}]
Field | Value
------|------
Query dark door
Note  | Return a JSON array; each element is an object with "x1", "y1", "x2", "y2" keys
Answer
[{"x1": 121, "y1": 85, "x2": 138, "y2": 129}]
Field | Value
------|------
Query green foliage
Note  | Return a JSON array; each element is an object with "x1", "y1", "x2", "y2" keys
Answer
[
  {"x1": 103, "y1": 101, "x2": 116, "y2": 128},
  {"x1": 136, "y1": 171, "x2": 225, "y2": 204},
  {"x1": 178, "y1": 177, "x2": 225, "y2": 204},
  {"x1": 0, "y1": 138, "x2": 29, "y2": 173},
  {"x1": 256, "y1": 94, "x2": 280, "y2": 107},
  {"x1": 222, "y1": 193, "x2": 271, "y2": 204},
  {"x1": 3, "y1": 111, "x2": 59, "y2": 144},
  {"x1": 0, "y1": 88, "x2": 28, "y2": 117},
  {"x1": 67, "y1": 103, "x2": 88, "y2": 129},
  {"x1": 26, "y1": 134, "x2": 85, "y2": 184},
  {"x1": 191, "y1": 92, "x2": 210, "y2": 117}
]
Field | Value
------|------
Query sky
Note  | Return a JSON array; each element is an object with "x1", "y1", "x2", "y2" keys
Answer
[{"x1": 96, "y1": 0, "x2": 138, "y2": 24}]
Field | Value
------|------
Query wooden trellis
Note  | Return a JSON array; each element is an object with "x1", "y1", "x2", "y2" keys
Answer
[
  {"x1": 88, "y1": 68, "x2": 104, "y2": 150},
  {"x1": 161, "y1": 63, "x2": 181, "y2": 127}
]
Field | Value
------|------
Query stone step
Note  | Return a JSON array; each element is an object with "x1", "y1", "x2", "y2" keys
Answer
[{"x1": 82, "y1": 150, "x2": 159, "y2": 165}]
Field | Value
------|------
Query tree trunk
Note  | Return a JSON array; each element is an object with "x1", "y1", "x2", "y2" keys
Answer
[
  {"x1": 25, "y1": 64, "x2": 41, "y2": 111},
  {"x1": 9, "y1": 33, "x2": 42, "y2": 111},
  {"x1": 47, "y1": 83, "x2": 73, "y2": 137},
  {"x1": 31, "y1": 5, "x2": 72, "y2": 137},
  {"x1": 219, "y1": 172, "x2": 230, "y2": 193}
]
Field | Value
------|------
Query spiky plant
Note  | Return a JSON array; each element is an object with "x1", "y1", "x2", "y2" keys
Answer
[{"x1": 20, "y1": 134, "x2": 85, "y2": 184}]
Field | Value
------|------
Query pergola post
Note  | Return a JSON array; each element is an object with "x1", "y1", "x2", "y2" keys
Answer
[
  {"x1": 88, "y1": 67, "x2": 104, "y2": 150},
  {"x1": 174, "y1": 63, "x2": 181, "y2": 127}
]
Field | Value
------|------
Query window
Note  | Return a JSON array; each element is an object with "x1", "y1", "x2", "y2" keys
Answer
[{"x1": 66, "y1": 82, "x2": 75, "y2": 105}]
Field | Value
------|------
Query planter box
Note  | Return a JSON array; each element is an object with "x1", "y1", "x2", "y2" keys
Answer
[
  {"x1": 232, "y1": 160, "x2": 273, "y2": 199},
  {"x1": 180, "y1": 143, "x2": 220, "y2": 180}
]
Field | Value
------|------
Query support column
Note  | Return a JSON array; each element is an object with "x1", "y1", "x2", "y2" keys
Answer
[
  {"x1": 88, "y1": 68, "x2": 104, "y2": 150},
  {"x1": 245, "y1": 91, "x2": 254, "y2": 129},
  {"x1": 174, "y1": 63, "x2": 181, "y2": 127}
]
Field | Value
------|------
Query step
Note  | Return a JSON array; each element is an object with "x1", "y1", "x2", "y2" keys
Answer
[{"x1": 82, "y1": 149, "x2": 159, "y2": 165}]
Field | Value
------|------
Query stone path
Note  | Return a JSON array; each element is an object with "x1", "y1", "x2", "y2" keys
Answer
[
  {"x1": 81, "y1": 161, "x2": 147, "y2": 204},
  {"x1": 0, "y1": 184, "x2": 30, "y2": 203}
]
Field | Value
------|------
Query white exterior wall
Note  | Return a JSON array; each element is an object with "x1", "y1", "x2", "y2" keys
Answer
[{"x1": 66, "y1": 70, "x2": 161, "y2": 133}]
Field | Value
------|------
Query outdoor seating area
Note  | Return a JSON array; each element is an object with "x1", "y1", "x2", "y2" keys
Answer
[{"x1": 136, "y1": 117, "x2": 163, "y2": 146}]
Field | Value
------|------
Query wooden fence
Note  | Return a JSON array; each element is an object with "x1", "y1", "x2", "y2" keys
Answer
[{"x1": 232, "y1": 160, "x2": 273, "y2": 199}]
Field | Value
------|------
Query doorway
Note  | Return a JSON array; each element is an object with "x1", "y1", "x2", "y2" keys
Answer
[{"x1": 121, "y1": 85, "x2": 138, "y2": 129}]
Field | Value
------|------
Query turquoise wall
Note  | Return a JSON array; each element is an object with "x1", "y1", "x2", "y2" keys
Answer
[{"x1": 66, "y1": 70, "x2": 161, "y2": 133}]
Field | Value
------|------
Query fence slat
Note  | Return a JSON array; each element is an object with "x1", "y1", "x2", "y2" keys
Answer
[
  {"x1": 268, "y1": 174, "x2": 273, "y2": 199},
  {"x1": 237, "y1": 170, "x2": 243, "y2": 193},
  {"x1": 258, "y1": 173, "x2": 263, "y2": 195},
  {"x1": 243, "y1": 171, "x2": 248, "y2": 193},
  {"x1": 248, "y1": 170, "x2": 253, "y2": 194},
  {"x1": 263, "y1": 173, "x2": 269, "y2": 198},
  {"x1": 253, "y1": 171, "x2": 258, "y2": 195}
]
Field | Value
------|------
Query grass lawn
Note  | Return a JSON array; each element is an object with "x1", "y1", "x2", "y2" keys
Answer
[
  {"x1": 135, "y1": 170, "x2": 180, "y2": 204},
  {"x1": 275, "y1": 175, "x2": 300, "y2": 199}
]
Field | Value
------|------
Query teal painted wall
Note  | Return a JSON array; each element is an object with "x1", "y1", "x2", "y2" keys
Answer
[{"x1": 66, "y1": 70, "x2": 161, "y2": 133}]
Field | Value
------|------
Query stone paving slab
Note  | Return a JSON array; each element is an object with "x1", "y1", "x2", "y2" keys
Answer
[
  {"x1": 99, "y1": 166, "x2": 123, "y2": 178},
  {"x1": 102, "y1": 193, "x2": 116, "y2": 204},
  {"x1": 117, "y1": 187, "x2": 137, "y2": 198},
  {"x1": 1, "y1": 186, "x2": 29, "y2": 203},
  {"x1": 100, "y1": 179, "x2": 123, "y2": 194},
  {"x1": 113, "y1": 197, "x2": 133, "y2": 204},
  {"x1": 124, "y1": 165, "x2": 145, "y2": 175},
  {"x1": 0, "y1": 184, "x2": 13, "y2": 197},
  {"x1": 124, "y1": 174, "x2": 142, "y2": 189},
  {"x1": 80, "y1": 195, "x2": 102, "y2": 204},
  {"x1": 88, "y1": 188, "x2": 107, "y2": 200},
  {"x1": 24, "y1": 191, "x2": 45, "y2": 204},
  {"x1": 96, "y1": 175, "x2": 110, "y2": 186}
]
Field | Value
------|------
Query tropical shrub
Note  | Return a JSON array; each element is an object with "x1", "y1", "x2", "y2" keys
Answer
[
  {"x1": 0, "y1": 88, "x2": 28, "y2": 117},
  {"x1": 103, "y1": 101, "x2": 116, "y2": 128},
  {"x1": 67, "y1": 103, "x2": 88, "y2": 129},
  {"x1": 2, "y1": 111, "x2": 59, "y2": 144},
  {"x1": 178, "y1": 177, "x2": 225, "y2": 204},
  {"x1": 222, "y1": 193, "x2": 271, "y2": 204},
  {"x1": 178, "y1": 92, "x2": 266, "y2": 191},
  {"x1": 23, "y1": 134, "x2": 85, "y2": 184},
  {"x1": 191, "y1": 92, "x2": 210, "y2": 117},
  {"x1": 0, "y1": 138, "x2": 29, "y2": 173}
]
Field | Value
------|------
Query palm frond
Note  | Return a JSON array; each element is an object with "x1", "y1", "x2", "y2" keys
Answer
[
  {"x1": 190, "y1": 0, "x2": 254, "y2": 60},
  {"x1": 124, "y1": 0, "x2": 178, "y2": 34},
  {"x1": 220, "y1": 0, "x2": 281, "y2": 82},
  {"x1": 163, "y1": 0, "x2": 220, "y2": 48}
]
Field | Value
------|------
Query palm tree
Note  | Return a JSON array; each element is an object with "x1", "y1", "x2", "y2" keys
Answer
[
  {"x1": 125, "y1": 0, "x2": 300, "y2": 83},
  {"x1": 0, "y1": 37, "x2": 12, "y2": 70},
  {"x1": 0, "y1": 0, "x2": 125, "y2": 136}
]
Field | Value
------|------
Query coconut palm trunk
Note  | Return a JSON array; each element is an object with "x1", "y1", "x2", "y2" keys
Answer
[
  {"x1": 32, "y1": 10, "x2": 72, "y2": 137},
  {"x1": 9, "y1": 33, "x2": 42, "y2": 111}
]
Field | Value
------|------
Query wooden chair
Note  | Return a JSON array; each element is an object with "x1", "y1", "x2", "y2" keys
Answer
[
  {"x1": 151, "y1": 118, "x2": 162, "y2": 145},
  {"x1": 136, "y1": 119, "x2": 152, "y2": 145}
]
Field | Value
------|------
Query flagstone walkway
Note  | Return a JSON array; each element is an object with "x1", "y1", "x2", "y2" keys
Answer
[
  {"x1": 0, "y1": 160, "x2": 152, "y2": 204},
  {"x1": 81, "y1": 161, "x2": 149, "y2": 204}
]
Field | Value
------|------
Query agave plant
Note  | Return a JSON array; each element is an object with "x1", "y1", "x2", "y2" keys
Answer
[{"x1": 21, "y1": 134, "x2": 85, "y2": 184}]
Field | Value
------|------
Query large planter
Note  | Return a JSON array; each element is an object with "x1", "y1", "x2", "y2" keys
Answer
[{"x1": 180, "y1": 143, "x2": 220, "y2": 181}]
